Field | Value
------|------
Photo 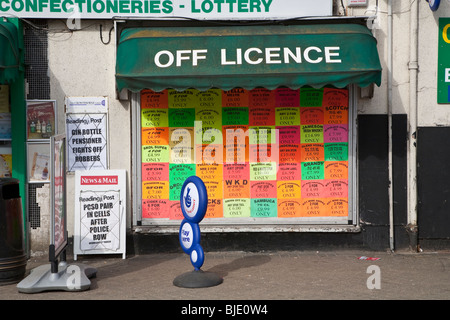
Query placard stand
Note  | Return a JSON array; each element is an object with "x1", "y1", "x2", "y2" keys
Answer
[
  {"x1": 173, "y1": 176, "x2": 222, "y2": 288},
  {"x1": 16, "y1": 234, "x2": 97, "y2": 293},
  {"x1": 17, "y1": 134, "x2": 97, "y2": 293}
]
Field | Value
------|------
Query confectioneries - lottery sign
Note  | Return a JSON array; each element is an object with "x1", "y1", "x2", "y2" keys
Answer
[{"x1": 140, "y1": 87, "x2": 349, "y2": 220}]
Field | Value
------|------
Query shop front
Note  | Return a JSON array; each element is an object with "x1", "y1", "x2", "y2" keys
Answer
[
  {"x1": 0, "y1": 18, "x2": 26, "y2": 234},
  {"x1": 116, "y1": 22, "x2": 382, "y2": 234}
]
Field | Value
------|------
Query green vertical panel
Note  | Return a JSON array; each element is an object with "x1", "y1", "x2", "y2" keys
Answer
[
  {"x1": 438, "y1": 18, "x2": 450, "y2": 104},
  {"x1": 8, "y1": 18, "x2": 27, "y2": 246}
]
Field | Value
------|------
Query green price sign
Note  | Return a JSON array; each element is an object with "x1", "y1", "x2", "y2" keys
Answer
[{"x1": 438, "y1": 18, "x2": 450, "y2": 104}]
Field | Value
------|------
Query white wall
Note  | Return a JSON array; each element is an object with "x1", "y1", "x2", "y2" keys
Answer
[
  {"x1": 352, "y1": 0, "x2": 450, "y2": 125},
  {"x1": 48, "y1": 20, "x2": 131, "y2": 237}
]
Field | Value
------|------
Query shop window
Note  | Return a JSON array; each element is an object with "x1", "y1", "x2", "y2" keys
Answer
[{"x1": 138, "y1": 87, "x2": 350, "y2": 224}]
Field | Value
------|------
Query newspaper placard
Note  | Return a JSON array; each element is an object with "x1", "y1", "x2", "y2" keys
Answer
[
  {"x1": 65, "y1": 97, "x2": 108, "y2": 171},
  {"x1": 74, "y1": 170, "x2": 126, "y2": 259}
]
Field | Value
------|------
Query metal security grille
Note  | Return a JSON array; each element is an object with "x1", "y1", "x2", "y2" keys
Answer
[
  {"x1": 24, "y1": 20, "x2": 50, "y2": 229},
  {"x1": 28, "y1": 183, "x2": 44, "y2": 229},
  {"x1": 24, "y1": 19, "x2": 50, "y2": 100}
]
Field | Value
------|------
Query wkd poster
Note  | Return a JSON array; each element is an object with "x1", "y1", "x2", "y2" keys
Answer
[{"x1": 74, "y1": 170, "x2": 126, "y2": 259}]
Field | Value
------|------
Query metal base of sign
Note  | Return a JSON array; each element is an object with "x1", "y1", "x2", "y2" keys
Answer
[
  {"x1": 17, "y1": 261, "x2": 97, "y2": 294},
  {"x1": 173, "y1": 269, "x2": 223, "y2": 288}
]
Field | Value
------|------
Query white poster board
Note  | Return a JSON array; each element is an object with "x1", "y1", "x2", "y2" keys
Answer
[
  {"x1": 74, "y1": 169, "x2": 126, "y2": 259},
  {"x1": 65, "y1": 97, "x2": 108, "y2": 172}
]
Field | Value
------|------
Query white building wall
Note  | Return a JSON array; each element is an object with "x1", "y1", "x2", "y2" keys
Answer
[
  {"x1": 354, "y1": 0, "x2": 450, "y2": 124},
  {"x1": 48, "y1": 20, "x2": 131, "y2": 238}
]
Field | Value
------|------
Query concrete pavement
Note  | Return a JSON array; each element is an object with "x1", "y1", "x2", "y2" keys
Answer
[{"x1": 1, "y1": 249, "x2": 450, "y2": 302}]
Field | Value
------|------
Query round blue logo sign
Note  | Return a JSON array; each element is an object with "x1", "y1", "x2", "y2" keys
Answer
[{"x1": 179, "y1": 176, "x2": 208, "y2": 270}]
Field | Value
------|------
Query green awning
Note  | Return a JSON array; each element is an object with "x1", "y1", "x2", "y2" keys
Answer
[
  {"x1": 0, "y1": 20, "x2": 20, "y2": 84},
  {"x1": 116, "y1": 24, "x2": 382, "y2": 92}
]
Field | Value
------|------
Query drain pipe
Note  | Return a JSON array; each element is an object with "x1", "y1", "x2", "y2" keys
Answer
[
  {"x1": 387, "y1": 0, "x2": 394, "y2": 252},
  {"x1": 407, "y1": 0, "x2": 419, "y2": 252}
]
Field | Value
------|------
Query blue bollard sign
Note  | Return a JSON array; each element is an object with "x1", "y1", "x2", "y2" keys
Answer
[
  {"x1": 174, "y1": 176, "x2": 222, "y2": 287},
  {"x1": 179, "y1": 176, "x2": 208, "y2": 270}
]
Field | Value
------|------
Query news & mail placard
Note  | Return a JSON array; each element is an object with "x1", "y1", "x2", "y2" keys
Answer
[{"x1": 74, "y1": 170, "x2": 126, "y2": 259}]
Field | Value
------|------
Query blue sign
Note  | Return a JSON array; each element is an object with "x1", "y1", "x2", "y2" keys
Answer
[
  {"x1": 179, "y1": 176, "x2": 208, "y2": 270},
  {"x1": 428, "y1": 0, "x2": 441, "y2": 11}
]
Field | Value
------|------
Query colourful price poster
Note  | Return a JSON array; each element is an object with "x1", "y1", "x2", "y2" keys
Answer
[
  {"x1": 301, "y1": 125, "x2": 324, "y2": 144},
  {"x1": 169, "y1": 108, "x2": 195, "y2": 127},
  {"x1": 249, "y1": 126, "x2": 276, "y2": 145},
  {"x1": 278, "y1": 199, "x2": 302, "y2": 218},
  {"x1": 222, "y1": 107, "x2": 249, "y2": 126},
  {"x1": 301, "y1": 180, "x2": 326, "y2": 198},
  {"x1": 300, "y1": 144, "x2": 324, "y2": 162},
  {"x1": 324, "y1": 198, "x2": 348, "y2": 217},
  {"x1": 324, "y1": 124, "x2": 348, "y2": 143},
  {"x1": 223, "y1": 198, "x2": 250, "y2": 218},
  {"x1": 168, "y1": 89, "x2": 199, "y2": 108},
  {"x1": 277, "y1": 163, "x2": 301, "y2": 181},
  {"x1": 279, "y1": 144, "x2": 301, "y2": 163},
  {"x1": 275, "y1": 107, "x2": 300, "y2": 126},
  {"x1": 206, "y1": 198, "x2": 223, "y2": 218},
  {"x1": 141, "y1": 108, "x2": 168, "y2": 127},
  {"x1": 169, "y1": 201, "x2": 183, "y2": 220},
  {"x1": 300, "y1": 88, "x2": 324, "y2": 107},
  {"x1": 142, "y1": 127, "x2": 169, "y2": 146},
  {"x1": 277, "y1": 181, "x2": 302, "y2": 199},
  {"x1": 300, "y1": 107, "x2": 324, "y2": 125},
  {"x1": 275, "y1": 88, "x2": 300, "y2": 107},
  {"x1": 141, "y1": 89, "x2": 169, "y2": 109},
  {"x1": 196, "y1": 144, "x2": 223, "y2": 165},
  {"x1": 324, "y1": 143, "x2": 348, "y2": 161},
  {"x1": 196, "y1": 162, "x2": 222, "y2": 182},
  {"x1": 142, "y1": 199, "x2": 169, "y2": 219},
  {"x1": 204, "y1": 180, "x2": 223, "y2": 199},
  {"x1": 278, "y1": 126, "x2": 300, "y2": 145},
  {"x1": 223, "y1": 125, "x2": 249, "y2": 164},
  {"x1": 142, "y1": 181, "x2": 169, "y2": 199},
  {"x1": 249, "y1": 144, "x2": 278, "y2": 163},
  {"x1": 222, "y1": 88, "x2": 249, "y2": 107},
  {"x1": 141, "y1": 162, "x2": 169, "y2": 181},
  {"x1": 251, "y1": 198, "x2": 277, "y2": 218},
  {"x1": 169, "y1": 164, "x2": 196, "y2": 200},
  {"x1": 142, "y1": 145, "x2": 169, "y2": 163},
  {"x1": 197, "y1": 89, "x2": 222, "y2": 109},
  {"x1": 250, "y1": 181, "x2": 277, "y2": 198},
  {"x1": 301, "y1": 161, "x2": 324, "y2": 180},
  {"x1": 169, "y1": 127, "x2": 195, "y2": 164},
  {"x1": 250, "y1": 162, "x2": 277, "y2": 181},
  {"x1": 223, "y1": 163, "x2": 250, "y2": 181},
  {"x1": 323, "y1": 88, "x2": 348, "y2": 109},
  {"x1": 324, "y1": 105, "x2": 348, "y2": 124},
  {"x1": 223, "y1": 179, "x2": 250, "y2": 199},
  {"x1": 248, "y1": 88, "x2": 275, "y2": 108},
  {"x1": 324, "y1": 161, "x2": 348, "y2": 180},
  {"x1": 249, "y1": 107, "x2": 275, "y2": 126},
  {"x1": 195, "y1": 108, "x2": 222, "y2": 144},
  {"x1": 302, "y1": 199, "x2": 327, "y2": 217},
  {"x1": 324, "y1": 180, "x2": 348, "y2": 198}
]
